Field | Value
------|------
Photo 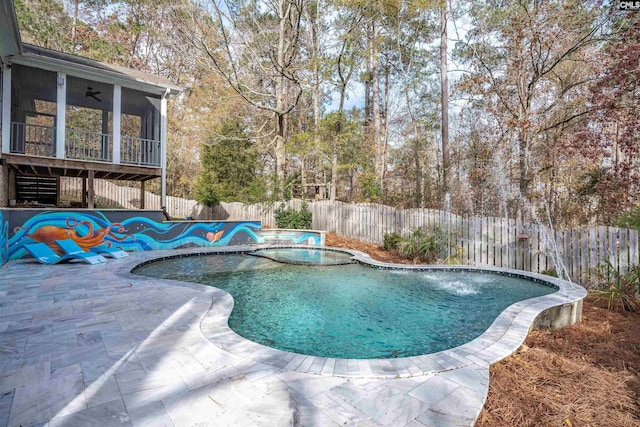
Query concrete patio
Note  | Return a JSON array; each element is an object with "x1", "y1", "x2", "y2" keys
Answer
[{"x1": 0, "y1": 247, "x2": 585, "y2": 426}]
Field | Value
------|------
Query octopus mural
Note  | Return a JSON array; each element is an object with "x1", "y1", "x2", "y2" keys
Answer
[
  {"x1": 4, "y1": 209, "x2": 324, "y2": 261},
  {"x1": 16, "y1": 217, "x2": 130, "y2": 253},
  {"x1": 7, "y1": 210, "x2": 263, "y2": 260}
]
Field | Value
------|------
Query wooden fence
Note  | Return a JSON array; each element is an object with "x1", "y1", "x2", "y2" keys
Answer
[
  {"x1": 59, "y1": 179, "x2": 639, "y2": 284},
  {"x1": 309, "y1": 201, "x2": 638, "y2": 284}
]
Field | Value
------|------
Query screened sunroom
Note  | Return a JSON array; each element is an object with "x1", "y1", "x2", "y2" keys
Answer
[{"x1": 0, "y1": 41, "x2": 181, "y2": 208}]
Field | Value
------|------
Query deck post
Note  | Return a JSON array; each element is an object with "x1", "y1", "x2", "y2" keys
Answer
[
  {"x1": 2, "y1": 65, "x2": 11, "y2": 154},
  {"x1": 82, "y1": 177, "x2": 87, "y2": 207},
  {"x1": 113, "y1": 85, "x2": 121, "y2": 164},
  {"x1": 56, "y1": 72, "x2": 66, "y2": 159},
  {"x1": 140, "y1": 180, "x2": 145, "y2": 209},
  {"x1": 87, "y1": 170, "x2": 94, "y2": 209},
  {"x1": 55, "y1": 176, "x2": 60, "y2": 207},
  {"x1": 7, "y1": 168, "x2": 15, "y2": 201}
]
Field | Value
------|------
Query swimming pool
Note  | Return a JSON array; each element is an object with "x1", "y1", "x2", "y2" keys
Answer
[{"x1": 134, "y1": 248, "x2": 558, "y2": 359}]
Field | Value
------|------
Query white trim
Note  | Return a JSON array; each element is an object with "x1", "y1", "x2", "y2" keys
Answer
[
  {"x1": 56, "y1": 72, "x2": 66, "y2": 159},
  {"x1": 11, "y1": 53, "x2": 181, "y2": 96},
  {"x1": 112, "y1": 85, "x2": 121, "y2": 164},
  {"x1": 1, "y1": 65, "x2": 10, "y2": 153},
  {"x1": 0, "y1": 0, "x2": 23, "y2": 60},
  {"x1": 160, "y1": 90, "x2": 168, "y2": 209}
]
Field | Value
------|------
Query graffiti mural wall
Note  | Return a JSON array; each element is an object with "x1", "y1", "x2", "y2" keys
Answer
[
  {"x1": 2, "y1": 209, "x2": 325, "y2": 262},
  {"x1": 6, "y1": 210, "x2": 261, "y2": 260}
]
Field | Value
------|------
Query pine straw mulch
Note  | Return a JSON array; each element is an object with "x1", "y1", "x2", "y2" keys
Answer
[{"x1": 324, "y1": 232, "x2": 640, "y2": 427}]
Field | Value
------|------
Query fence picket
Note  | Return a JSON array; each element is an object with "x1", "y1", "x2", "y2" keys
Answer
[
  {"x1": 581, "y1": 227, "x2": 589, "y2": 282},
  {"x1": 498, "y1": 218, "x2": 506, "y2": 268},
  {"x1": 480, "y1": 216, "x2": 487, "y2": 266},
  {"x1": 589, "y1": 227, "x2": 598, "y2": 277},
  {"x1": 571, "y1": 229, "x2": 580, "y2": 280},
  {"x1": 620, "y1": 228, "x2": 629, "y2": 275},
  {"x1": 472, "y1": 217, "x2": 480, "y2": 266},
  {"x1": 531, "y1": 224, "x2": 539, "y2": 274},
  {"x1": 608, "y1": 227, "x2": 619, "y2": 277},
  {"x1": 630, "y1": 229, "x2": 639, "y2": 269}
]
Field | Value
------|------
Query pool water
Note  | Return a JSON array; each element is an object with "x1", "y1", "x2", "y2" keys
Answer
[{"x1": 134, "y1": 254, "x2": 555, "y2": 359}]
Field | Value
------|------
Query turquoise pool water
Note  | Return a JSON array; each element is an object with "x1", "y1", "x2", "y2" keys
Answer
[{"x1": 134, "y1": 254, "x2": 556, "y2": 359}]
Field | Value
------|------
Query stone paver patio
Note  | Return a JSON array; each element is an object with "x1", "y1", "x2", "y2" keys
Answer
[{"x1": 0, "y1": 247, "x2": 586, "y2": 426}]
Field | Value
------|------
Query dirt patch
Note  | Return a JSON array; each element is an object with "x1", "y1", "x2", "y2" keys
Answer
[
  {"x1": 325, "y1": 232, "x2": 411, "y2": 264},
  {"x1": 324, "y1": 233, "x2": 640, "y2": 427}
]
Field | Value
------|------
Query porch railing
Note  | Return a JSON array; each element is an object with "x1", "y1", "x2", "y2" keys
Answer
[
  {"x1": 121, "y1": 136, "x2": 161, "y2": 167},
  {"x1": 65, "y1": 129, "x2": 113, "y2": 162},
  {"x1": 8, "y1": 122, "x2": 161, "y2": 168},
  {"x1": 10, "y1": 122, "x2": 55, "y2": 157}
]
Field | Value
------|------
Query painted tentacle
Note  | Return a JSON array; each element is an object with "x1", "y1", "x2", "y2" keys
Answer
[
  {"x1": 106, "y1": 223, "x2": 130, "y2": 242},
  {"x1": 74, "y1": 226, "x2": 112, "y2": 249},
  {"x1": 76, "y1": 223, "x2": 130, "y2": 249}
]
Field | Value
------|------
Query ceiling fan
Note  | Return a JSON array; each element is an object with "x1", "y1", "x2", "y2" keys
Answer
[{"x1": 85, "y1": 86, "x2": 102, "y2": 102}]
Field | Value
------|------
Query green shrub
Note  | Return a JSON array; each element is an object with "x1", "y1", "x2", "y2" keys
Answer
[
  {"x1": 274, "y1": 203, "x2": 312, "y2": 229},
  {"x1": 615, "y1": 205, "x2": 640, "y2": 230},
  {"x1": 383, "y1": 232, "x2": 402, "y2": 251},
  {"x1": 397, "y1": 227, "x2": 448, "y2": 263}
]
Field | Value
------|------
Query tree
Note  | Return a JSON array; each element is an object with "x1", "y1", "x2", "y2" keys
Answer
[
  {"x1": 328, "y1": 2, "x2": 366, "y2": 200},
  {"x1": 175, "y1": 0, "x2": 305, "y2": 199},
  {"x1": 573, "y1": 14, "x2": 640, "y2": 221},
  {"x1": 440, "y1": 1, "x2": 450, "y2": 208},
  {"x1": 457, "y1": 0, "x2": 606, "y2": 220},
  {"x1": 194, "y1": 120, "x2": 265, "y2": 205},
  {"x1": 384, "y1": 1, "x2": 439, "y2": 207},
  {"x1": 15, "y1": 0, "x2": 73, "y2": 51}
]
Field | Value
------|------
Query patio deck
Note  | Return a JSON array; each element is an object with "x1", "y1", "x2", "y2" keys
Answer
[{"x1": 0, "y1": 247, "x2": 585, "y2": 426}]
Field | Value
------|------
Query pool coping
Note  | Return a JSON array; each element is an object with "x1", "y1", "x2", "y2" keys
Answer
[{"x1": 116, "y1": 245, "x2": 587, "y2": 380}]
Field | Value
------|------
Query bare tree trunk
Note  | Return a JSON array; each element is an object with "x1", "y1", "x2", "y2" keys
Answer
[
  {"x1": 303, "y1": 1, "x2": 321, "y2": 134},
  {"x1": 381, "y1": 55, "x2": 390, "y2": 195},
  {"x1": 71, "y1": 0, "x2": 79, "y2": 50},
  {"x1": 275, "y1": 123, "x2": 287, "y2": 198},
  {"x1": 330, "y1": 146, "x2": 338, "y2": 201},
  {"x1": 414, "y1": 140, "x2": 422, "y2": 207},
  {"x1": 371, "y1": 21, "x2": 383, "y2": 192},
  {"x1": 517, "y1": 127, "x2": 529, "y2": 221},
  {"x1": 332, "y1": 55, "x2": 349, "y2": 202},
  {"x1": 274, "y1": 0, "x2": 290, "y2": 199},
  {"x1": 364, "y1": 78, "x2": 371, "y2": 130},
  {"x1": 440, "y1": 5, "x2": 451, "y2": 209},
  {"x1": 301, "y1": 156, "x2": 306, "y2": 200}
]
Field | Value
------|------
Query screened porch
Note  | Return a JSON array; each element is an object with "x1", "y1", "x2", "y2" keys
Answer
[{"x1": 6, "y1": 64, "x2": 162, "y2": 167}]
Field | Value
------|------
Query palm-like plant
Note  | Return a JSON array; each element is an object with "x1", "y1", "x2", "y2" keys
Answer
[{"x1": 592, "y1": 260, "x2": 640, "y2": 312}]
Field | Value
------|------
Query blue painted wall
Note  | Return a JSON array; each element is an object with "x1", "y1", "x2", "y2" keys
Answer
[{"x1": 2, "y1": 210, "x2": 324, "y2": 262}]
